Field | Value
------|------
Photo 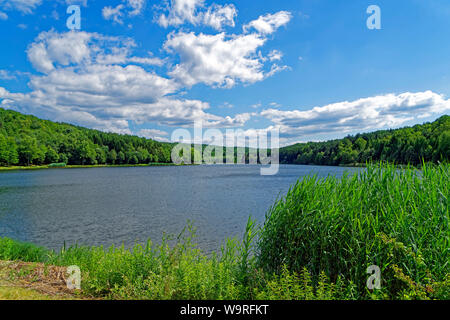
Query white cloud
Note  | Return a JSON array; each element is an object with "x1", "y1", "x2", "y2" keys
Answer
[
  {"x1": 261, "y1": 91, "x2": 450, "y2": 140},
  {"x1": 128, "y1": 0, "x2": 146, "y2": 16},
  {"x1": 27, "y1": 31, "x2": 94, "y2": 73},
  {"x1": 139, "y1": 128, "x2": 168, "y2": 137},
  {"x1": 1, "y1": 30, "x2": 253, "y2": 134},
  {"x1": 27, "y1": 30, "x2": 165, "y2": 73},
  {"x1": 0, "y1": 11, "x2": 7, "y2": 20},
  {"x1": 157, "y1": 0, "x2": 236, "y2": 30},
  {"x1": 164, "y1": 31, "x2": 273, "y2": 88},
  {"x1": 138, "y1": 128, "x2": 170, "y2": 142},
  {"x1": 0, "y1": 70, "x2": 15, "y2": 80},
  {"x1": 265, "y1": 64, "x2": 290, "y2": 78},
  {"x1": 103, "y1": 0, "x2": 146, "y2": 24},
  {"x1": 243, "y1": 11, "x2": 292, "y2": 35},
  {"x1": 268, "y1": 50, "x2": 283, "y2": 61},
  {"x1": 0, "y1": 0, "x2": 42, "y2": 14},
  {"x1": 161, "y1": 8, "x2": 292, "y2": 88},
  {"x1": 102, "y1": 4, "x2": 126, "y2": 24},
  {"x1": 65, "y1": 0, "x2": 88, "y2": 6},
  {"x1": 201, "y1": 3, "x2": 237, "y2": 30}
]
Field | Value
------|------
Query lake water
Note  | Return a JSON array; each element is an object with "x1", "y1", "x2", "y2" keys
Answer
[{"x1": 0, "y1": 165, "x2": 361, "y2": 252}]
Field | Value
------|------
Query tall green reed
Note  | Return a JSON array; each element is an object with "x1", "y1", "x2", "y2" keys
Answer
[{"x1": 257, "y1": 163, "x2": 449, "y2": 299}]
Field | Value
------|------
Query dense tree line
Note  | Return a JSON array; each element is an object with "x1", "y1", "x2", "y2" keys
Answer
[
  {"x1": 279, "y1": 115, "x2": 450, "y2": 166},
  {"x1": 0, "y1": 108, "x2": 173, "y2": 166},
  {"x1": 0, "y1": 108, "x2": 448, "y2": 167}
]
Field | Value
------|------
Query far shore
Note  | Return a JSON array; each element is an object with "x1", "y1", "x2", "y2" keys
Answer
[
  {"x1": 0, "y1": 161, "x2": 426, "y2": 172},
  {"x1": 0, "y1": 163, "x2": 182, "y2": 171}
]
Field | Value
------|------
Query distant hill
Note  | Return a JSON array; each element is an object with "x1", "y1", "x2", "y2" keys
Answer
[
  {"x1": 0, "y1": 108, "x2": 173, "y2": 166},
  {"x1": 279, "y1": 115, "x2": 449, "y2": 166},
  {"x1": 0, "y1": 108, "x2": 448, "y2": 167}
]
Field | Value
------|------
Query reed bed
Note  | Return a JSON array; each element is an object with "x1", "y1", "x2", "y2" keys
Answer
[{"x1": 258, "y1": 163, "x2": 449, "y2": 299}]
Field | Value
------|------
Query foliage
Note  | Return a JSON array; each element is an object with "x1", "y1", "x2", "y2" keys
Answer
[
  {"x1": 279, "y1": 115, "x2": 450, "y2": 166},
  {"x1": 2, "y1": 108, "x2": 447, "y2": 168},
  {"x1": 0, "y1": 224, "x2": 356, "y2": 300},
  {"x1": 0, "y1": 108, "x2": 173, "y2": 166},
  {"x1": 0, "y1": 237, "x2": 49, "y2": 263}
]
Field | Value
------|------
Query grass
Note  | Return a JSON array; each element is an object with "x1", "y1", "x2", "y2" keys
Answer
[
  {"x1": 0, "y1": 222, "x2": 353, "y2": 300},
  {"x1": 0, "y1": 163, "x2": 448, "y2": 300}
]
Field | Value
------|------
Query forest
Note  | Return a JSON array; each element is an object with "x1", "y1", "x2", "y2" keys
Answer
[
  {"x1": 0, "y1": 107, "x2": 449, "y2": 167},
  {"x1": 0, "y1": 108, "x2": 173, "y2": 166},
  {"x1": 279, "y1": 115, "x2": 449, "y2": 166}
]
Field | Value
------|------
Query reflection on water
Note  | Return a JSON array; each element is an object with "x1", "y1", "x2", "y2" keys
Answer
[{"x1": 0, "y1": 165, "x2": 361, "y2": 252}]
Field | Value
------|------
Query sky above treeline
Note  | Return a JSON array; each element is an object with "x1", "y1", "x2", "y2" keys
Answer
[{"x1": 0, "y1": 0, "x2": 449, "y2": 146}]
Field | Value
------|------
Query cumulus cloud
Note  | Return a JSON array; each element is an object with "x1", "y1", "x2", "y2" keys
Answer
[
  {"x1": 157, "y1": 0, "x2": 236, "y2": 30},
  {"x1": 0, "y1": 11, "x2": 7, "y2": 20},
  {"x1": 1, "y1": 30, "x2": 252, "y2": 134},
  {"x1": 0, "y1": 0, "x2": 42, "y2": 14},
  {"x1": 27, "y1": 31, "x2": 94, "y2": 73},
  {"x1": 164, "y1": 32, "x2": 266, "y2": 88},
  {"x1": 160, "y1": 7, "x2": 292, "y2": 88},
  {"x1": 1, "y1": 5, "x2": 296, "y2": 139},
  {"x1": 164, "y1": 31, "x2": 289, "y2": 88},
  {"x1": 261, "y1": 91, "x2": 450, "y2": 140},
  {"x1": 27, "y1": 30, "x2": 164, "y2": 74},
  {"x1": 243, "y1": 11, "x2": 292, "y2": 35}
]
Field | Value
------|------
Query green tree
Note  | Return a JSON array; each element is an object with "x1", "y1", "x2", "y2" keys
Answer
[
  {"x1": 0, "y1": 135, "x2": 17, "y2": 165},
  {"x1": 117, "y1": 151, "x2": 125, "y2": 165},
  {"x1": 355, "y1": 137, "x2": 367, "y2": 151},
  {"x1": 17, "y1": 136, "x2": 40, "y2": 166},
  {"x1": 108, "y1": 149, "x2": 117, "y2": 164},
  {"x1": 45, "y1": 147, "x2": 59, "y2": 164},
  {"x1": 436, "y1": 131, "x2": 450, "y2": 161}
]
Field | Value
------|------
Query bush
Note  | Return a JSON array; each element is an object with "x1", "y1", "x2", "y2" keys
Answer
[{"x1": 48, "y1": 163, "x2": 67, "y2": 167}]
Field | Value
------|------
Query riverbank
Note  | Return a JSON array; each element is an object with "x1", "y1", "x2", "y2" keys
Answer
[
  {"x1": 0, "y1": 260, "x2": 87, "y2": 300},
  {"x1": 0, "y1": 163, "x2": 182, "y2": 172}
]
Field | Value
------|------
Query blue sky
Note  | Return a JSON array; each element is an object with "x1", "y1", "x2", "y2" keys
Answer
[{"x1": 0, "y1": 0, "x2": 449, "y2": 145}]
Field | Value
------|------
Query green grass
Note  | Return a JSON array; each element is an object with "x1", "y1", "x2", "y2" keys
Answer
[
  {"x1": 258, "y1": 162, "x2": 449, "y2": 299},
  {"x1": 0, "y1": 237, "x2": 49, "y2": 262},
  {"x1": 0, "y1": 223, "x2": 353, "y2": 300},
  {"x1": 0, "y1": 163, "x2": 448, "y2": 300}
]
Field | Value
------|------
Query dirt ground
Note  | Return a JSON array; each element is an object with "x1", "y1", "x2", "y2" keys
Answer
[{"x1": 0, "y1": 260, "x2": 86, "y2": 300}]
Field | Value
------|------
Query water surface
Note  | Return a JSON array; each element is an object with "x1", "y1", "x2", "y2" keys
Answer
[{"x1": 0, "y1": 165, "x2": 361, "y2": 251}]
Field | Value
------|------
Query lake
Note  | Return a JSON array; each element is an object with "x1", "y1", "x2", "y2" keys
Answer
[{"x1": 0, "y1": 165, "x2": 361, "y2": 252}]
